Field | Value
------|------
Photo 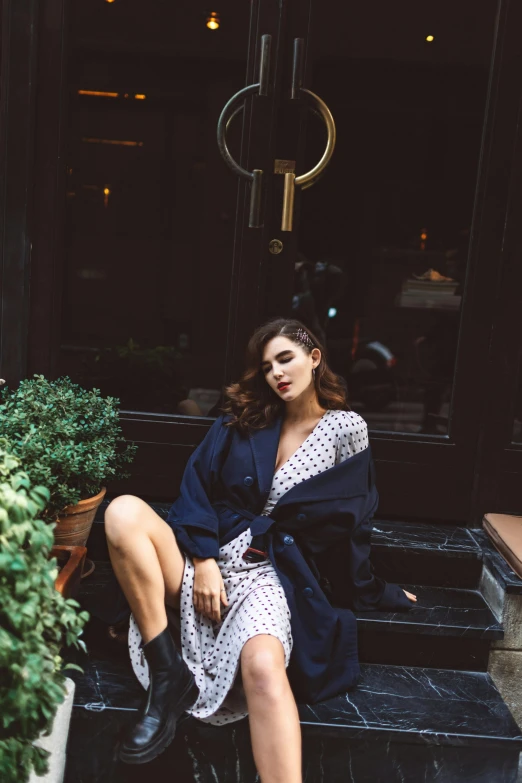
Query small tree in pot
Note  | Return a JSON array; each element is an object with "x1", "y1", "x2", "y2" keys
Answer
[
  {"x1": 0, "y1": 445, "x2": 89, "y2": 783},
  {"x1": 0, "y1": 375, "x2": 137, "y2": 548}
]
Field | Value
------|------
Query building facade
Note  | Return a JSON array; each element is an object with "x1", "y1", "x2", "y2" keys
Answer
[{"x1": 2, "y1": 0, "x2": 522, "y2": 524}]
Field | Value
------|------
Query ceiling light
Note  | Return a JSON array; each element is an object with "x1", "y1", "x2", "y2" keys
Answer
[
  {"x1": 206, "y1": 12, "x2": 220, "y2": 30},
  {"x1": 78, "y1": 90, "x2": 118, "y2": 98},
  {"x1": 426, "y1": 35, "x2": 434, "y2": 42}
]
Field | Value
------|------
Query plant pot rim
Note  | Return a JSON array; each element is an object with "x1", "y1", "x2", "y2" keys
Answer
[{"x1": 60, "y1": 486, "x2": 107, "y2": 516}]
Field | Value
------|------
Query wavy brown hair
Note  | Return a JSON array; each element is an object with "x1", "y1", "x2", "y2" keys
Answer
[{"x1": 222, "y1": 318, "x2": 350, "y2": 433}]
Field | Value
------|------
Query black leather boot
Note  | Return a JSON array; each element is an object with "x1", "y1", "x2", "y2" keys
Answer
[{"x1": 119, "y1": 626, "x2": 199, "y2": 765}]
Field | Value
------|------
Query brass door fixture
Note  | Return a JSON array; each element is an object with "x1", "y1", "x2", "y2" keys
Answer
[
  {"x1": 281, "y1": 38, "x2": 336, "y2": 232},
  {"x1": 216, "y1": 35, "x2": 272, "y2": 228}
]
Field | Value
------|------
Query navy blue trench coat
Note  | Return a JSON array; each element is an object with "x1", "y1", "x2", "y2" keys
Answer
[{"x1": 166, "y1": 413, "x2": 412, "y2": 706}]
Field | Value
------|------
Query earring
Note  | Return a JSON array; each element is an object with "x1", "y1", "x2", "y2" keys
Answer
[{"x1": 312, "y1": 367, "x2": 316, "y2": 381}]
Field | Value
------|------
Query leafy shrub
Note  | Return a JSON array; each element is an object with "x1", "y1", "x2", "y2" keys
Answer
[
  {"x1": 0, "y1": 445, "x2": 89, "y2": 783},
  {"x1": 0, "y1": 375, "x2": 137, "y2": 520}
]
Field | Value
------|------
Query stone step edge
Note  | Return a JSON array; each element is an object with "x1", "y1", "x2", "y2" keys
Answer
[
  {"x1": 355, "y1": 585, "x2": 503, "y2": 640},
  {"x1": 80, "y1": 560, "x2": 504, "y2": 641},
  {"x1": 68, "y1": 659, "x2": 522, "y2": 750}
]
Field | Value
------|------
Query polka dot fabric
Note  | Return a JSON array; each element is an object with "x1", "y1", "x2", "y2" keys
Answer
[
  {"x1": 128, "y1": 408, "x2": 369, "y2": 725},
  {"x1": 129, "y1": 527, "x2": 292, "y2": 725},
  {"x1": 263, "y1": 409, "x2": 369, "y2": 516}
]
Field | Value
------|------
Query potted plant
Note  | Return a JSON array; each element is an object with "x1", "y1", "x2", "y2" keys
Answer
[
  {"x1": 0, "y1": 375, "x2": 137, "y2": 552},
  {"x1": 0, "y1": 445, "x2": 89, "y2": 783}
]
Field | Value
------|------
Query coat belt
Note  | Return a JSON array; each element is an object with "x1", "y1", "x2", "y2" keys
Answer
[{"x1": 218, "y1": 500, "x2": 276, "y2": 561}]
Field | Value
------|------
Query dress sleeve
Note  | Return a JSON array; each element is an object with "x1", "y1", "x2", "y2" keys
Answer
[
  {"x1": 166, "y1": 414, "x2": 230, "y2": 560},
  {"x1": 335, "y1": 411, "x2": 370, "y2": 464}
]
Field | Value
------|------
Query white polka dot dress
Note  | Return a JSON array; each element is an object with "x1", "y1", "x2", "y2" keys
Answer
[{"x1": 128, "y1": 409, "x2": 369, "y2": 725}]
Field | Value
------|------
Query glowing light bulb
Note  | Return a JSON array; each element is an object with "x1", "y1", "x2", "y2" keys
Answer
[
  {"x1": 426, "y1": 35, "x2": 434, "y2": 42},
  {"x1": 206, "y1": 12, "x2": 220, "y2": 30}
]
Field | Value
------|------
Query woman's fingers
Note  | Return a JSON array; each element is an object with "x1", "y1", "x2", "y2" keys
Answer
[
  {"x1": 220, "y1": 585, "x2": 228, "y2": 607},
  {"x1": 403, "y1": 589, "x2": 417, "y2": 602},
  {"x1": 194, "y1": 591, "x2": 222, "y2": 621},
  {"x1": 193, "y1": 559, "x2": 224, "y2": 621},
  {"x1": 211, "y1": 593, "x2": 221, "y2": 623}
]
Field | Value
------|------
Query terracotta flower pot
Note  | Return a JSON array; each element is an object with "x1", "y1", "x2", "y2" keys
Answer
[{"x1": 53, "y1": 487, "x2": 106, "y2": 548}]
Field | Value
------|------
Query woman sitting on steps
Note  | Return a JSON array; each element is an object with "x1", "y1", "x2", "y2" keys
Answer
[{"x1": 104, "y1": 317, "x2": 416, "y2": 782}]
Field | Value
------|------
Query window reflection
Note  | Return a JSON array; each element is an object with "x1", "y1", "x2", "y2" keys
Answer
[
  {"x1": 58, "y1": 0, "x2": 248, "y2": 415},
  {"x1": 294, "y1": 0, "x2": 496, "y2": 434}
]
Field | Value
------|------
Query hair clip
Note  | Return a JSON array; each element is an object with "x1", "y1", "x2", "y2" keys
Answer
[{"x1": 294, "y1": 328, "x2": 315, "y2": 349}]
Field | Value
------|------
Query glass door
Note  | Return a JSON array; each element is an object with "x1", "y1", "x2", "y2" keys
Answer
[
  {"x1": 28, "y1": 0, "x2": 287, "y2": 497},
  {"x1": 259, "y1": 0, "x2": 522, "y2": 520},
  {"x1": 57, "y1": 0, "x2": 254, "y2": 416}
]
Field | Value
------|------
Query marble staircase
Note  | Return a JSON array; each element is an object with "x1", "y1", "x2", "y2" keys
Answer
[{"x1": 64, "y1": 503, "x2": 522, "y2": 782}]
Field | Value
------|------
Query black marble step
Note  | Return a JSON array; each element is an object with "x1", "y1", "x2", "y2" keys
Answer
[
  {"x1": 356, "y1": 583, "x2": 502, "y2": 639},
  {"x1": 65, "y1": 654, "x2": 522, "y2": 783},
  {"x1": 78, "y1": 564, "x2": 502, "y2": 672},
  {"x1": 88, "y1": 501, "x2": 484, "y2": 589},
  {"x1": 368, "y1": 520, "x2": 484, "y2": 589},
  {"x1": 356, "y1": 583, "x2": 502, "y2": 671}
]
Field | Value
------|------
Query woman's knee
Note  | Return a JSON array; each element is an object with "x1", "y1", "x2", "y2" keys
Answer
[
  {"x1": 104, "y1": 494, "x2": 144, "y2": 545},
  {"x1": 241, "y1": 637, "x2": 287, "y2": 699}
]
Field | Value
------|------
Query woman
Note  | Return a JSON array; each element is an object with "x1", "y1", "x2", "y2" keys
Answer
[{"x1": 105, "y1": 318, "x2": 417, "y2": 781}]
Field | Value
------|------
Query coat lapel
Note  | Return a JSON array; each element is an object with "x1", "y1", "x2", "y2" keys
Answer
[
  {"x1": 249, "y1": 415, "x2": 283, "y2": 499},
  {"x1": 274, "y1": 447, "x2": 373, "y2": 506}
]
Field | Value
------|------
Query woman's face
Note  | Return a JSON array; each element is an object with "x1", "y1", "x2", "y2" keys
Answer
[{"x1": 261, "y1": 335, "x2": 319, "y2": 402}]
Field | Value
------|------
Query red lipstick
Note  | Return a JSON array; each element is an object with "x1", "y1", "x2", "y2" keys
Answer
[{"x1": 277, "y1": 382, "x2": 290, "y2": 391}]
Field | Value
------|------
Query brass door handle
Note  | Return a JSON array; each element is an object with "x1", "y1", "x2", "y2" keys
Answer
[
  {"x1": 216, "y1": 35, "x2": 272, "y2": 228},
  {"x1": 281, "y1": 39, "x2": 337, "y2": 232}
]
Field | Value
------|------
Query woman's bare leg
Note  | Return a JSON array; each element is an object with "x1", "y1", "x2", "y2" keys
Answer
[
  {"x1": 241, "y1": 635, "x2": 302, "y2": 783},
  {"x1": 104, "y1": 495, "x2": 186, "y2": 644}
]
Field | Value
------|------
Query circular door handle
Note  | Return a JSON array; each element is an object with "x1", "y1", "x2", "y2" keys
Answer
[
  {"x1": 216, "y1": 35, "x2": 272, "y2": 228},
  {"x1": 281, "y1": 89, "x2": 337, "y2": 232},
  {"x1": 295, "y1": 89, "x2": 337, "y2": 189}
]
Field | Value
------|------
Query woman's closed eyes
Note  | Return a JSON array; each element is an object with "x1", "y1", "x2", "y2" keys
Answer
[{"x1": 262, "y1": 354, "x2": 294, "y2": 374}]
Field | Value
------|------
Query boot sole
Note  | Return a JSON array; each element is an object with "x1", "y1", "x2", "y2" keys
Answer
[{"x1": 119, "y1": 678, "x2": 199, "y2": 765}]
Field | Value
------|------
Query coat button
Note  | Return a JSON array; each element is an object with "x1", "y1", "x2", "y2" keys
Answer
[
  {"x1": 303, "y1": 587, "x2": 314, "y2": 597},
  {"x1": 283, "y1": 535, "x2": 294, "y2": 546},
  {"x1": 243, "y1": 476, "x2": 254, "y2": 487},
  {"x1": 297, "y1": 513, "x2": 306, "y2": 522}
]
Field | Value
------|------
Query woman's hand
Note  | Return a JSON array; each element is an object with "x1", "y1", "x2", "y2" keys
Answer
[
  {"x1": 403, "y1": 589, "x2": 417, "y2": 603},
  {"x1": 193, "y1": 557, "x2": 228, "y2": 622}
]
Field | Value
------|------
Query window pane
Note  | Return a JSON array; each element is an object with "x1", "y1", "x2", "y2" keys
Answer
[
  {"x1": 58, "y1": 1, "x2": 249, "y2": 415},
  {"x1": 292, "y1": 0, "x2": 497, "y2": 434}
]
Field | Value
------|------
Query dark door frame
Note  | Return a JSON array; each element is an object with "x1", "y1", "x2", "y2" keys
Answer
[{"x1": 0, "y1": 0, "x2": 39, "y2": 386}]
